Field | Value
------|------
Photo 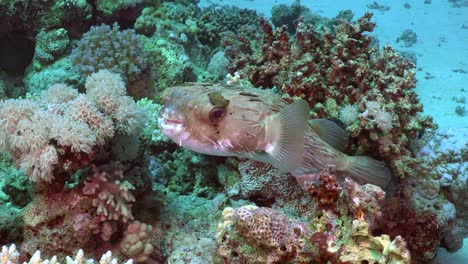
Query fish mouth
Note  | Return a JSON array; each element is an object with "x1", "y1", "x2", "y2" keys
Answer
[
  {"x1": 163, "y1": 118, "x2": 184, "y2": 125},
  {"x1": 158, "y1": 105, "x2": 185, "y2": 135}
]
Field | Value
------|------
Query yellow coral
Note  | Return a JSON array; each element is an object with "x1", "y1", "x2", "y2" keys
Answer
[{"x1": 339, "y1": 220, "x2": 411, "y2": 264}]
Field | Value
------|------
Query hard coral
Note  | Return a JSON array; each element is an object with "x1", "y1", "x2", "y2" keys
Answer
[
  {"x1": 216, "y1": 205, "x2": 315, "y2": 263},
  {"x1": 71, "y1": 23, "x2": 148, "y2": 82},
  {"x1": 224, "y1": 13, "x2": 436, "y2": 180},
  {"x1": 237, "y1": 159, "x2": 313, "y2": 212},
  {"x1": 1, "y1": 244, "x2": 132, "y2": 264},
  {"x1": 0, "y1": 0, "x2": 92, "y2": 39},
  {"x1": 340, "y1": 219, "x2": 410, "y2": 263},
  {"x1": 120, "y1": 221, "x2": 154, "y2": 263},
  {"x1": 83, "y1": 164, "x2": 136, "y2": 223},
  {"x1": 375, "y1": 196, "x2": 442, "y2": 263},
  {"x1": 19, "y1": 161, "x2": 147, "y2": 262},
  {"x1": 33, "y1": 28, "x2": 70, "y2": 69},
  {"x1": 303, "y1": 168, "x2": 341, "y2": 210},
  {"x1": 198, "y1": 4, "x2": 259, "y2": 47},
  {"x1": 216, "y1": 203, "x2": 410, "y2": 264}
]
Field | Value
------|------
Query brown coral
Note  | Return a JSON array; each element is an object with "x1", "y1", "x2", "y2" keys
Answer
[
  {"x1": 224, "y1": 13, "x2": 436, "y2": 180},
  {"x1": 303, "y1": 168, "x2": 342, "y2": 210}
]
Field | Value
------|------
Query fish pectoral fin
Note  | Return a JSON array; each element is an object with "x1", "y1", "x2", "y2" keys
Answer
[
  {"x1": 309, "y1": 118, "x2": 349, "y2": 151},
  {"x1": 262, "y1": 99, "x2": 309, "y2": 172}
]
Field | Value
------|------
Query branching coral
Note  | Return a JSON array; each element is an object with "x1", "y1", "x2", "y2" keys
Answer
[
  {"x1": 120, "y1": 221, "x2": 154, "y2": 263},
  {"x1": 83, "y1": 165, "x2": 136, "y2": 223},
  {"x1": 71, "y1": 23, "x2": 148, "y2": 83},
  {"x1": 0, "y1": 244, "x2": 133, "y2": 264},
  {"x1": 197, "y1": 4, "x2": 259, "y2": 47},
  {"x1": 18, "y1": 161, "x2": 151, "y2": 261}
]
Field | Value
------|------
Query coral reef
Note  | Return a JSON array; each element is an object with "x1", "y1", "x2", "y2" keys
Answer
[
  {"x1": 71, "y1": 23, "x2": 148, "y2": 83},
  {"x1": 225, "y1": 159, "x2": 317, "y2": 216},
  {"x1": 216, "y1": 171, "x2": 411, "y2": 263},
  {"x1": 366, "y1": 1, "x2": 391, "y2": 12},
  {"x1": 271, "y1": 0, "x2": 304, "y2": 34},
  {"x1": 120, "y1": 221, "x2": 154, "y2": 263},
  {"x1": 0, "y1": 1, "x2": 466, "y2": 263},
  {"x1": 197, "y1": 4, "x2": 258, "y2": 47},
  {"x1": 23, "y1": 57, "x2": 81, "y2": 94},
  {"x1": 0, "y1": 0, "x2": 92, "y2": 39},
  {"x1": 416, "y1": 128, "x2": 468, "y2": 253},
  {"x1": 224, "y1": 13, "x2": 436, "y2": 181},
  {"x1": 33, "y1": 28, "x2": 70, "y2": 70},
  {"x1": 96, "y1": 0, "x2": 144, "y2": 17},
  {"x1": 0, "y1": 70, "x2": 145, "y2": 184}
]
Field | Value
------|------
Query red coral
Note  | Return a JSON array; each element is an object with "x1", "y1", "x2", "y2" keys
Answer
[
  {"x1": 224, "y1": 13, "x2": 436, "y2": 180},
  {"x1": 304, "y1": 169, "x2": 341, "y2": 210},
  {"x1": 374, "y1": 197, "x2": 442, "y2": 263}
]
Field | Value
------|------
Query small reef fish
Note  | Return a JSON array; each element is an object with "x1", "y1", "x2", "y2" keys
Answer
[{"x1": 158, "y1": 83, "x2": 391, "y2": 188}]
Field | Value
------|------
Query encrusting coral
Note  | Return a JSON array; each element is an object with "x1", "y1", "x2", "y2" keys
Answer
[{"x1": 214, "y1": 169, "x2": 409, "y2": 263}]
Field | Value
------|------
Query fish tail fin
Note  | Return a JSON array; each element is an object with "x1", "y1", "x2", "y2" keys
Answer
[
  {"x1": 344, "y1": 156, "x2": 392, "y2": 187},
  {"x1": 263, "y1": 99, "x2": 309, "y2": 172}
]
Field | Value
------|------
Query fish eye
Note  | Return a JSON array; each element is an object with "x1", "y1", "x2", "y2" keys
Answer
[{"x1": 209, "y1": 107, "x2": 226, "y2": 123}]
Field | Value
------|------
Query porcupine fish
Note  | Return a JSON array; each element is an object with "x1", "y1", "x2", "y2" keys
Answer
[{"x1": 158, "y1": 83, "x2": 391, "y2": 188}]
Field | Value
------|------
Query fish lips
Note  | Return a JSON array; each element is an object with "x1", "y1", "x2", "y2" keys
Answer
[{"x1": 158, "y1": 105, "x2": 185, "y2": 136}]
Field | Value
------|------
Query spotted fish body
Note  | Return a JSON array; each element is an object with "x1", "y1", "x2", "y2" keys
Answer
[{"x1": 158, "y1": 83, "x2": 391, "y2": 188}]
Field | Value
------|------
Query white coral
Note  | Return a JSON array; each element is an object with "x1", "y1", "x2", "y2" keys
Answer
[
  {"x1": 9, "y1": 112, "x2": 51, "y2": 153},
  {"x1": 0, "y1": 99, "x2": 40, "y2": 151},
  {"x1": 65, "y1": 95, "x2": 115, "y2": 145},
  {"x1": 19, "y1": 145, "x2": 59, "y2": 183},
  {"x1": 0, "y1": 244, "x2": 132, "y2": 264},
  {"x1": 50, "y1": 116, "x2": 97, "y2": 154},
  {"x1": 41, "y1": 83, "x2": 79, "y2": 104},
  {"x1": 113, "y1": 96, "x2": 146, "y2": 135},
  {"x1": 339, "y1": 104, "x2": 359, "y2": 126},
  {"x1": 362, "y1": 101, "x2": 393, "y2": 133},
  {"x1": 85, "y1": 70, "x2": 127, "y2": 115},
  {"x1": 85, "y1": 69, "x2": 126, "y2": 96}
]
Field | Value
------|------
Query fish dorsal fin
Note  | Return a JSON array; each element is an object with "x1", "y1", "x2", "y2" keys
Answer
[
  {"x1": 309, "y1": 118, "x2": 348, "y2": 151},
  {"x1": 261, "y1": 99, "x2": 309, "y2": 172}
]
